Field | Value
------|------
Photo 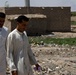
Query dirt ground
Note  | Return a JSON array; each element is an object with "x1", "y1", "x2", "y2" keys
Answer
[{"x1": 31, "y1": 25, "x2": 76, "y2": 75}]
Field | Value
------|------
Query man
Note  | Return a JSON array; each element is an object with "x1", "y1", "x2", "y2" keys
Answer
[
  {"x1": 0, "y1": 12, "x2": 9, "y2": 75},
  {"x1": 7, "y1": 15, "x2": 40, "y2": 75}
]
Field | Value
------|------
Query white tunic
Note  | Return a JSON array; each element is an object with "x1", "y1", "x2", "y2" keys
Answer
[
  {"x1": 7, "y1": 29, "x2": 37, "y2": 75},
  {"x1": 0, "y1": 26, "x2": 9, "y2": 75}
]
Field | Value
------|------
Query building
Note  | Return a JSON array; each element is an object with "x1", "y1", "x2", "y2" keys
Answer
[{"x1": 0, "y1": 7, "x2": 71, "y2": 36}]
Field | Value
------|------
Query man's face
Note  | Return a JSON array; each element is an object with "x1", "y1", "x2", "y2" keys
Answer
[
  {"x1": 18, "y1": 20, "x2": 28, "y2": 32},
  {"x1": 0, "y1": 17, "x2": 5, "y2": 28}
]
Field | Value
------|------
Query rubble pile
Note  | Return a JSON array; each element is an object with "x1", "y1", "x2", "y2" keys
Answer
[{"x1": 32, "y1": 44, "x2": 76, "y2": 75}]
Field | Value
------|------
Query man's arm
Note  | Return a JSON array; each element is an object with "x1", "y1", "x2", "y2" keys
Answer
[{"x1": 6, "y1": 34, "x2": 17, "y2": 74}]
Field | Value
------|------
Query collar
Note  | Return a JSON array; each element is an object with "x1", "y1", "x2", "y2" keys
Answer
[{"x1": 16, "y1": 29, "x2": 24, "y2": 35}]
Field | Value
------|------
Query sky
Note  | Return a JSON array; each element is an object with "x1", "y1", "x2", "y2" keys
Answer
[{"x1": 0, "y1": 0, "x2": 76, "y2": 11}]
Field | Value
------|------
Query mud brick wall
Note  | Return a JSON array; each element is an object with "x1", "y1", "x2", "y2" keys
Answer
[{"x1": 5, "y1": 7, "x2": 71, "y2": 36}]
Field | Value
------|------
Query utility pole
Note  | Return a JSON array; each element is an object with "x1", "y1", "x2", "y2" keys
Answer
[{"x1": 24, "y1": 0, "x2": 30, "y2": 7}]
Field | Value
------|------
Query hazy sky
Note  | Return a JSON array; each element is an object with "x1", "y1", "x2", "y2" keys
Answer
[{"x1": 0, "y1": 0, "x2": 76, "y2": 11}]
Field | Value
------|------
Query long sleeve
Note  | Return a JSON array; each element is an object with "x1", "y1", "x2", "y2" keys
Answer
[
  {"x1": 24, "y1": 31, "x2": 38, "y2": 65},
  {"x1": 6, "y1": 34, "x2": 17, "y2": 71},
  {"x1": 28, "y1": 44, "x2": 38, "y2": 65},
  {"x1": 5, "y1": 29, "x2": 9, "y2": 51}
]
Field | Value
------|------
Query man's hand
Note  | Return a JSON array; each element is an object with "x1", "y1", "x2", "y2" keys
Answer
[{"x1": 35, "y1": 64, "x2": 41, "y2": 71}]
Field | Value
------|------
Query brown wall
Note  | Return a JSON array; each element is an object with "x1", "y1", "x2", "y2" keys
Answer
[{"x1": 5, "y1": 7, "x2": 71, "y2": 36}]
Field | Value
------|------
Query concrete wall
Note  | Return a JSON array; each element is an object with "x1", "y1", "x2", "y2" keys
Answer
[{"x1": 5, "y1": 7, "x2": 71, "y2": 36}]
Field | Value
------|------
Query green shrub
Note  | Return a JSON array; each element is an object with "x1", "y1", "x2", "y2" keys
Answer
[
  {"x1": 71, "y1": 12, "x2": 76, "y2": 16},
  {"x1": 29, "y1": 37, "x2": 76, "y2": 46},
  {"x1": 71, "y1": 21, "x2": 76, "y2": 25}
]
